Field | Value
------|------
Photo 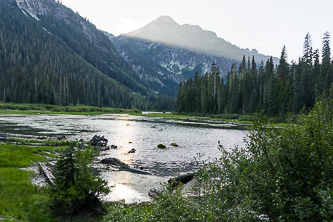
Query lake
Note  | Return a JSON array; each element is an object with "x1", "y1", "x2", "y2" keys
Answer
[{"x1": 0, "y1": 114, "x2": 248, "y2": 203}]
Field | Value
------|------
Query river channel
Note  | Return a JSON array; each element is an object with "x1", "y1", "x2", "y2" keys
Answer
[{"x1": 0, "y1": 114, "x2": 248, "y2": 203}]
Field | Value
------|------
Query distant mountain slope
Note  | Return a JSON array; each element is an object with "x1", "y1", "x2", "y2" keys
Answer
[
  {"x1": 125, "y1": 16, "x2": 278, "y2": 63},
  {"x1": 111, "y1": 35, "x2": 236, "y2": 96},
  {"x1": 0, "y1": 0, "x2": 150, "y2": 108},
  {"x1": 110, "y1": 16, "x2": 278, "y2": 96},
  {"x1": 15, "y1": 0, "x2": 149, "y2": 96}
]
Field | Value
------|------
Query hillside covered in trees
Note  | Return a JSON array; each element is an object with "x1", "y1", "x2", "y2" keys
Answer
[
  {"x1": 0, "y1": 0, "x2": 174, "y2": 110},
  {"x1": 176, "y1": 32, "x2": 333, "y2": 117}
]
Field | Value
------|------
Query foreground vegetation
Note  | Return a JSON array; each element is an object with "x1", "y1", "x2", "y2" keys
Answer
[
  {"x1": 0, "y1": 139, "x2": 109, "y2": 221},
  {"x1": 1, "y1": 99, "x2": 332, "y2": 221},
  {"x1": 0, "y1": 142, "x2": 57, "y2": 221},
  {"x1": 102, "y1": 98, "x2": 333, "y2": 221}
]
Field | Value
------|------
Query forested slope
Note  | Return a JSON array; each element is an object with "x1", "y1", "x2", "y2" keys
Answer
[
  {"x1": 0, "y1": 0, "x2": 153, "y2": 109},
  {"x1": 176, "y1": 33, "x2": 333, "y2": 117}
]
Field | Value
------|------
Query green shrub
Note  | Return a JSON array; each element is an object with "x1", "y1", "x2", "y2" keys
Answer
[
  {"x1": 170, "y1": 143, "x2": 179, "y2": 147},
  {"x1": 157, "y1": 144, "x2": 166, "y2": 149},
  {"x1": 50, "y1": 145, "x2": 110, "y2": 215},
  {"x1": 192, "y1": 98, "x2": 333, "y2": 221},
  {"x1": 0, "y1": 144, "x2": 55, "y2": 221}
]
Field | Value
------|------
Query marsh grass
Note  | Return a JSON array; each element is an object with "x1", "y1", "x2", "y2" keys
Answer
[
  {"x1": 0, "y1": 102, "x2": 141, "y2": 115},
  {"x1": 0, "y1": 143, "x2": 57, "y2": 221},
  {"x1": 5, "y1": 138, "x2": 78, "y2": 150},
  {"x1": 0, "y1": 143, "x2": 60, "y2": 167},
  {"x1": 134, "y1": 112, "x2": 188, "y2": 118}
]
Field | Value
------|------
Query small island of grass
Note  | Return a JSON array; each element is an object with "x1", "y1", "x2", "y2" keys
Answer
[{"x1": 157, "y1": 144, "x2": 166, "y2": 149}]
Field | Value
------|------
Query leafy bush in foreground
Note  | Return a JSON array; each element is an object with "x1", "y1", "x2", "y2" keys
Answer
[{"x1": 192, "y1": 98, "x2": 333, "y2": 221}]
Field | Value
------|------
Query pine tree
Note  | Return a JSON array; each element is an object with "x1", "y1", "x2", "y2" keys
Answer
[
  {"x1": 313, "y1": 49, "x2": 321, "y2": 99},
  {"x1": 321, "y1": 32, "x2": 332, "y2": 94},
  {"x1": 277, "y1": 45, "x2": 289, "y2": 81},
  {"x1": 229, "y1": 64, "x2": 240, "y2": 114},
  {"x1": 201, "y1": 73, "x2": 209, "y2": 113},
  {"x1": 301, "y1": 34, "x2": 315, "y2": 108},
  {"x1": 194, "y1": 72, "x2": 201, "y2": 112},
  {"x1": 303, "y1": 33, "x2": 313, "y2": 65},
  {"x1": 293, "y1": 59, "x2": 303, "y2": 114},
  {"x1": 176, "y1": 82, "x2": 184, "y2": 112},
  {"x1": 50, "y1": 145, "x2": 110, "y2": 215}
]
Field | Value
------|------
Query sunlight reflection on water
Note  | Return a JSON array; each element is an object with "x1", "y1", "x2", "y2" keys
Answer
[{"x1": 0, "y1": 114, "x2": 248, "y2": 202}]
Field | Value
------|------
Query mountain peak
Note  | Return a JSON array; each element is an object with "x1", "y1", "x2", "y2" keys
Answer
[
  {"x1": 154, "y1": 15, "x2": 175, "y2": 23},
  {"x1": 124, "y1": 16, "x2": 222, "y2": 55},
  {"x1": 124, "y1": 16, "x2": 278, "y2": 63}
]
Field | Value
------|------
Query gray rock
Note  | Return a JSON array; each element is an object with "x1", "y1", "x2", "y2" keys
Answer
[
  {"x1": 101, "y1": 158, "x2": 129, "y2": 168},
  {"x1": 148, "y1": 188, "x2": 163, "y2": 198},
  {"x1": 168, "y1": 173, "x2": 195, "y2": 186},
  {"x1": 128, "y1": 148, "x2": 136, "y2": 153},
  {"x1": 99, "y1": 146, "x2": 110, "y2": 151}
]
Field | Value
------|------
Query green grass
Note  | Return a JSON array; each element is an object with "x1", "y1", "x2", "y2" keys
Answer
[
  {"x1": 157, "y1": 144, "x2": 166, "y2": 149},
  {"x1": 0, "y1": 102, "x2": 141, "y2": 115},
  {"x1": 133, "y1": 112, "x2": 188, "y2": 118},
  {"x1": 170, "y1": 143, "x2": 179, "y2": 147},
  {"x1": 0, "y1": 143, "x2": 57, "y2": 221},
  {"x1": 0, "y1": 144, "x2": 56, "y2": 168},
  {"x1": 6, "y1": 138, "x2": 74, "y2": 148}
]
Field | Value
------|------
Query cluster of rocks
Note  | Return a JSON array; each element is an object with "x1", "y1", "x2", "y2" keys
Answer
[
  {"x1": 90, "y1": 135, "x2": 108, "y2": 146},
  {"x1": 90, "y1": 135, "x2": 137, "y2": 154}
]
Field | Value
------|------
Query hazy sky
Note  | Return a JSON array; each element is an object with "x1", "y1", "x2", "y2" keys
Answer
[{"x1": 61, "y1": 0, "x2": 332, "y2": 62}]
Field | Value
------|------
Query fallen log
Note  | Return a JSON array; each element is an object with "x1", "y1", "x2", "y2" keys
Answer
[
  {"x1": 38, "y1": 162, "x2": 55, "y2": 185},
  {"x1": 119, "y1": 167, "x2": 151, "y2": 175},
  {"x1": 101, "y1": 158, "x2": 151, "y2": 175}
]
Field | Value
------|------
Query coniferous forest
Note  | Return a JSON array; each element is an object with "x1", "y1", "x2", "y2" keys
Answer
[
  {"x1": 0, "y1": 0, "x2": 175, "y2": 111},
  {"x1": 176, "y1": 33, "x2": 333, "y2": 118}
]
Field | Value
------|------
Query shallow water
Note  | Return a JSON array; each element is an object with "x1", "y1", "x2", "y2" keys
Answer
[{"x1": 0, "y1": 114, "x2": 247, "y2": 203}]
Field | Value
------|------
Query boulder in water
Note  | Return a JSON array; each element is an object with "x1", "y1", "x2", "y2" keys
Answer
[
  {"x1": 148, "y1": 188, "x2": 163, "y2": 198},
  {"x1": 168, "y1": 173, "x2": 195, "y2": 187},
  {"x1": 91, "y1": 135, "x2": 108, "y2": 146},
  {"x1": 128, "y1": 148, "x2": 136, "y2": 153}
]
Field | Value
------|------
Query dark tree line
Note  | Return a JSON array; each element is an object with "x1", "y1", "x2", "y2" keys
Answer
[{"x1": 176, "y1": 32, "x2": 333, "y2": 116}]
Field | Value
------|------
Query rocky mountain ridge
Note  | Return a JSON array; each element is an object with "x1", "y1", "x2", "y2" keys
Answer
[
  {"x1": 109, "y1": 16, "x2": 279, "y2": 96},
  {"x1": 124, "y1": 16, "x2": 278, "y2": 63}
]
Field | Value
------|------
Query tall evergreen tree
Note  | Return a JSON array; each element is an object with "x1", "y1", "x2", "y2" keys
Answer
[
  {"x1": 293, "y1": 59, "x2": 303, "y2": 114},
  {"x1": 301, "y1": 35, "x2": 315, "y2": 108},
  {"x1": 313, "y1": 49, "x2": 321, "y2": 99},
  {"x1": 303, "y1": 33, "x2": 313, "y2": 65},
  {"x1": 277, "y1": 45, "x2": 289, "y2": 81},
  {"x1": 320, "y1": 32, "x2": 332, "y2": 94}
]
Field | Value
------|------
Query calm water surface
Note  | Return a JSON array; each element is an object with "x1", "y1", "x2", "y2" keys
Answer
[{"x1": 0, "y1": 114, "x2": 247, "y2": 203}]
